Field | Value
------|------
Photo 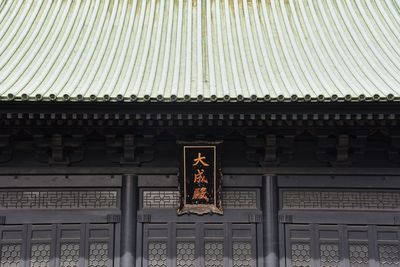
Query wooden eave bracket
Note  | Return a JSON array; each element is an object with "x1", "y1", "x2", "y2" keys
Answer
[
  {"x1": 33, "y1": 134, "x2": 84, "y2": 165},
  {"x1": 106, "y1": 134, "x2": 155, "y2": 165},
  {"x1": 0, "y1": 135, "x2": 12, "y2": 163},
  {"x1": 316, "y1": 131, "x2": 368, "y2": 166},
  {"x1": 388, "y1": 135, "x2": 400, "y2": 163},
  {"x1": 245, "y1": 132, "x2": 295, "y2": 166}
]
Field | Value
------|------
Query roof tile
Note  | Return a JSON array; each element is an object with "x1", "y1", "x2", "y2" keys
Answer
[{"x1": 0, "y1": 0, "x2": 399, "y2": 102}]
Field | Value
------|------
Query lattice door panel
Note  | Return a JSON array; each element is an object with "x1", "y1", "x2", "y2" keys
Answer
[
  {"x1": 142, "y1": 222, "x2": 257, "y2": 267},
  {"x1": 285, "y1": 224, "x2": 400, "y2": 267},
  {"x1": 0, "y1": 223, "x2": 115, "y2": 267},
  {"x1": 0, "y1": 225, "x2": 25, "y2": 267}
]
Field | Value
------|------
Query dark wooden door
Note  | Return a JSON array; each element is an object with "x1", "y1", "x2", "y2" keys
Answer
[
  {"x1": 141, "y1": 222, "x2": 258, "y2": 267},
  {"x1": 285, "y1": 224, "x2": 400, "y2": 267},
  {"x1": 0, "y1": 223, "x2": 115, "y2": 267}
]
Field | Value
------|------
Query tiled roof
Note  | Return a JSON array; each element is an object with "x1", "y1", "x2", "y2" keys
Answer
[{"x1": 0, "y1": 0, "x2": 399, "y2": 102}]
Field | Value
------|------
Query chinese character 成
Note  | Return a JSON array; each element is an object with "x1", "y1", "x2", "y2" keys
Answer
[
  {"x1": 193, "y1": 169, "x2": 208, "y2": 183},
  {"x1": 192, "y1": 152, "x2": 209, "y2": 166},
  {"x1": 192, "y1": 187, "x2": 209, "y2": 201}
]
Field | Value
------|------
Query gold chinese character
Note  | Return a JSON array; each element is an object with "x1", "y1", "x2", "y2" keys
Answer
[
  {"x1": 193, "y1": 169, "x2": 208, "y2": 183},
  {"x1": 192, "y1": 187, "x2": 209, "y2": 201},
  {"x1": 192, "y1": 152, "x2": 209, "y2": 166}
]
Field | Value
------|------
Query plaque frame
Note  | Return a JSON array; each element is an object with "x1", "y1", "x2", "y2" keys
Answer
[{"x1": 177, "y1": 141, "x2": 223, "y2": 215}]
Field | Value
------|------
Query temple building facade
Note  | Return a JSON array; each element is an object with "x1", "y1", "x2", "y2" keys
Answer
[{"x1": 0, "y1": 0, "x2": 400, "y2": 266}]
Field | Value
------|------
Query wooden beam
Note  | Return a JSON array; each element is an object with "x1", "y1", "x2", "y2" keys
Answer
[{"x1": 0, "y1": 167, "x2": 398, "y2": 175}]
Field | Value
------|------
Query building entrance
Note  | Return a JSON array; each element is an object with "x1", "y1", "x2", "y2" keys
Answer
[
  {"x1": 285, "y1": 224, "x2": 400, "y2": 267},
  {"x1": 137, "y1": 186, "x2": 263, "y2": 267},
  {"x1": 279, "y1": 184, "x2": 400, "y2": 267},
  {"x1": 141, "y1": 222, "x2": 258, "y2": 267},
  {"x1": 0, "y1": 178, "x2": 121, "y2": 267},
  {"x1": 0, "y1": 223, "x2": 116, "y2": 267}
]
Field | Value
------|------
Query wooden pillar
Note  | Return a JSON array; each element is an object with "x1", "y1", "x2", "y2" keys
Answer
[
  {"x1": 120, "y1": 174, "x2": 138, "y2": 267},
  {"x1": 263, "y1": 175, "x2": 279, "y2": 267}
]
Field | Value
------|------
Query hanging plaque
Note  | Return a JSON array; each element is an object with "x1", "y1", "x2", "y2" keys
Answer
[{"x1": 177, "y1": 141, "x2": 223, "y2": 215}]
